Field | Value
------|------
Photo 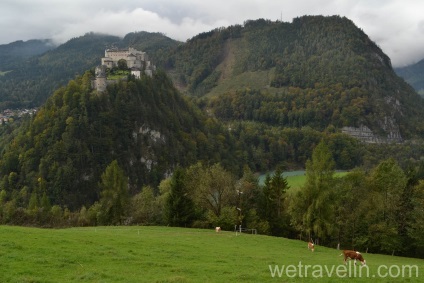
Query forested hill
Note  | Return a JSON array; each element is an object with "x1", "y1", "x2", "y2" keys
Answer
[
  {"x1": 0, "y1": 71, "x2": 241, "y2": 209},
  {"x1": 2, "y1": 16, "x2": 424, "y2": 139},
  {"x1": 0, "y1": 39, "x2": 56, "y2": 71},
  {"x1": 0, "y1": 32, "x2": 179, "y2": 109},
  {"x1": 165, "y1": 15, "x2": 424, "y2": 139}
]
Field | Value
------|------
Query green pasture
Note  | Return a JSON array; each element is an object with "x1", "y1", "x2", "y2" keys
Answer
[
  {"x1": 258, "y1": 170, "x2": 307, "y2": 188},
  {"x1": 258, "y1": 171, "x2": 348, "y2": 195},
  {"x1": 0, "y1": 225, "x2": 423, "y2": 282}
]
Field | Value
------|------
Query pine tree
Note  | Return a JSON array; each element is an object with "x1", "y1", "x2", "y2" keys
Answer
[
  {"x1": 262, "y1": 166, "x2": 290, "y2": 236},
  {"x1": 165, "y1": 167, "x2": 195, "y2": 227}
]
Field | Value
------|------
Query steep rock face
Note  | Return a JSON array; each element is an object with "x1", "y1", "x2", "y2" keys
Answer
[
  {"x1": 131, "y1": 126, "x2": 166, "y2": 171},
  {"x1": 342, "y1": 125, "x2": 402, "y2": 144},
  {"x1": 341, "y1": 96, "x2": 403, "y2": 143}
]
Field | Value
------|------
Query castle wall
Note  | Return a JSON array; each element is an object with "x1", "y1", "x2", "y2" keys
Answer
[
  {"x1": 94, "y1": 47, "x2": 154, "y2": 92},
  {"x1": 101, "y1": 59, "x2": 114, "y2": 68},
  {"x1": 94, "y1": 77, "x2": 107, "y2": 92},
  {"x1": 131, "y1": 70, "x2": 141, "y2": 79},
  {"x1": 103, "y1": 48, "x2": 147, "y2": 67}
]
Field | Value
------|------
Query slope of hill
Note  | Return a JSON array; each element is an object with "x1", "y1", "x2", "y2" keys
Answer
[
  {"x1": 0, "y1": 33, "x2": 120, "y2": 109},
  {"x1": 395, "y1": 59, "x2": 424, "y2": 97},
  {"x1": 165, "y1": 16, "x2": 424, "y2": 139},
  {"x1": 0, "y1": 39, "x2": 56, "y2": 72},
  {"x1": 1, "y1": 226, "x2": 423, "y2": 282},
  {"x1": 0, "y1": 70, "x2": 240, "y2": 209}
]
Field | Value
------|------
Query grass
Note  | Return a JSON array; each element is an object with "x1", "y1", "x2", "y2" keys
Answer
[
  {"x1": 0, "y1": 70, "x2": 12, "y2": 76},
  {"x1": 0, "y1": 225, "x2": 423, "y2": 282},
  {"x1": 207, "y1": 69, "x2": 274, "y2": 97},
  {"x1": 258, "y1": 170, "x2": 307, "y2": 188},
  {"x1": 258, "y1": 171, "x2": 348, "y2": 196},
  {"x1": 107, "y1": 70, "x2": 129, "y2": 80}
]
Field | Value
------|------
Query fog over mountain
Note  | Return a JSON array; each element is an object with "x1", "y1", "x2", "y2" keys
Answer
[{"x1": 1, "y1": 0, "x2": 424, "y2": 67}]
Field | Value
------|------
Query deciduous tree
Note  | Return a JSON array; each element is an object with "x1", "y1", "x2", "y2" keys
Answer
[{"x1": 98, "y1": 160, "x2": 129, "y2": 225}]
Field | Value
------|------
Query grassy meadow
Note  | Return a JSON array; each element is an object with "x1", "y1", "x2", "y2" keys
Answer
[
  {"x1": 258, "y1": 170, "x2": 348, "y2": 195},
  {"x1": 0, "y1": 225, "x2": 423, "y2": 282}
]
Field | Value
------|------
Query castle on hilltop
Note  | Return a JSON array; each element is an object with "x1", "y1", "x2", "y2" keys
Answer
[{"x1": 92, "y1": 47, "x2": 155, "y2": 92}]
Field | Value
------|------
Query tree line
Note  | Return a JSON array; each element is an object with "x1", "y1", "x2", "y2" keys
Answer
[{"x1": 2, "y1": 140, "x2": 424, "y2": 258}]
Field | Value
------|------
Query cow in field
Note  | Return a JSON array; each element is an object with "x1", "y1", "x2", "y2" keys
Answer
[
  {"x1": 340, "y1": 250, "x2": 366, "y2": 266},
  {"x1": 215, "y1": 227, "x2": 221, "y2": 233},
  {"x1": 308, "y1": 241, "x2": 315, "y2": 252}
]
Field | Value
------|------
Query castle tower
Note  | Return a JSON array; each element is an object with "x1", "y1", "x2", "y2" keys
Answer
[{"x1": 94, "y1": 65, "x2": 107, "y2": 92}]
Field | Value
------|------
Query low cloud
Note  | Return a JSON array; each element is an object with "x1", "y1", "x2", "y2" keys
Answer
[{"x1": 1, "y1": 0, "x2": 424, "y2": 67}]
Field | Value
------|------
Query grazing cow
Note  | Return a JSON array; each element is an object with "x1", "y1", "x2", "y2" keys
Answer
[
  {"x1": 308, "y1": 241, "x2": 315, "y2": 252},
  {"x1": 215, "y1": 227, "x2": 221, "y2": 233},
  {"x1": 340, "y1": 250, "x2": 366, "y2": 266}
]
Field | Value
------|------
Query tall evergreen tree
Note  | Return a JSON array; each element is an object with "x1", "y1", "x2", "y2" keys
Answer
[
  {"x1": 262, "y1": 166, "x2": 290, "y2": 236},
  {"x1": 165, "y1": 167, "x2": 195, "y2": 227}
]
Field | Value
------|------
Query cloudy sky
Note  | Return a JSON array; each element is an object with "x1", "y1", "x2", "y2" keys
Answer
[{"x1": 1, "y1": 0, "x2": 423, "y2": 67}]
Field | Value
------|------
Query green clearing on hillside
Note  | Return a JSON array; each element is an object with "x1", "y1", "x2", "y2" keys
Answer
[
  {"x1": 0, "y1": 70, "x2": 11, "y2": 76},
  {"x1": 0, "y1": 226, "x2": 422, "y2": 282},
  {"x1": 207, "y1": 69, "x2": 275, "y2": 97}
]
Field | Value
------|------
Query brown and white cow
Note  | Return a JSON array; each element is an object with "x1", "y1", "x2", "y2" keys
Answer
[
  {"x1": 340, "y1": 250, "x2": 366, "y2": 266},
  {"x1": 308, "y1": 241, "x2": 315, "y2": 252}
]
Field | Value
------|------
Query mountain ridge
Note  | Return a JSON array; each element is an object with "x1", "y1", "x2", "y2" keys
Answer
[
  {"x1": 1, "y1": 15, "x2": 424, "y2": 141},
  {"x1": 164, "y1": 16, "x2": 424, "y2": 139},
  {"x1": 395, "y1": 58, "x2": 424, "y2": 96},
  {"x1": 0, "y1": 39, "x2": 56, "y2": 72}
]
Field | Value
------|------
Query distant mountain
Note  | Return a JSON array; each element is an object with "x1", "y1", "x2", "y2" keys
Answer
[
  {"x1": 0, "y1": 39, "x2": 56, "y2": 71},
  {"x1": 0, "y1": 32, "x2": 179, "y2": 109},
  {"x1": 164, "y1": 16, "x2": 424, "y2": 139},
  {"x1": 395, "y1": 59, "x2": 424, "y2": 97}
]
